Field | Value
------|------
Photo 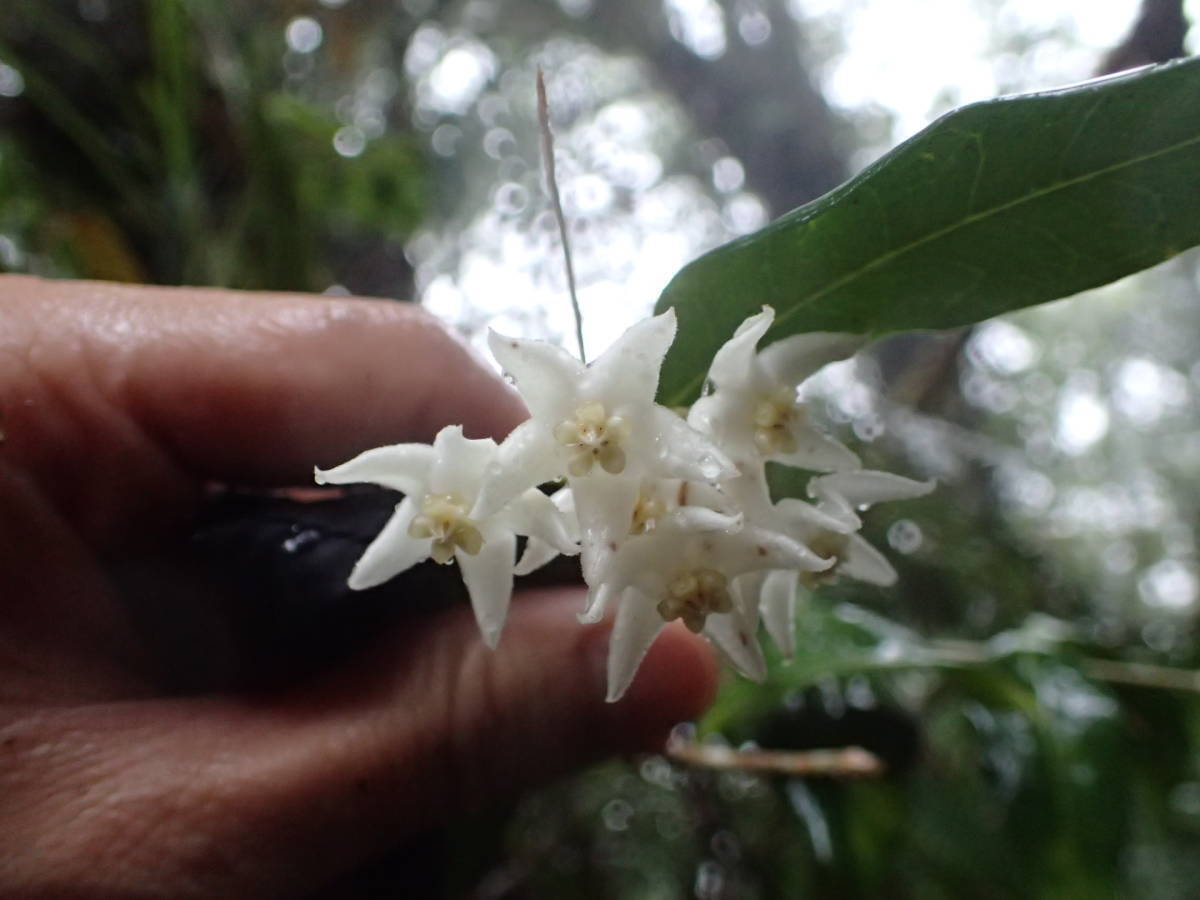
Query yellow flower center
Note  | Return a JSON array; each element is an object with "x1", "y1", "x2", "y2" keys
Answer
[
  {"x1": 407, "y1": 493, "x2": 484, "y2": 564},
  {"x1": 553, "y1": 402, "x2": 631, "y2": 477},
  {"x1": 657, "y1": 567, "x2": 732, "y2": 633},
  {"x1": 752, "y1": 385, "x2": 802, "y2": 455}
]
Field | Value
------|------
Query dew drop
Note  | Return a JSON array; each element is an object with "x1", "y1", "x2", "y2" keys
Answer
[
  {"x1": 282, "y1": 528, "x2": 321, "y2": 554},
  {"x1": 333, "y1": 126, "x2": 367, "y2": 158},
  {"x1": 887, "y1": 519, "x2": 923, "y2": 554},
  {"x1": 601, "y1": 798, "x2": 634, "y2": 832},
  {"x1": 285, "y1": 16, "x2": 324, "y2": 54}
]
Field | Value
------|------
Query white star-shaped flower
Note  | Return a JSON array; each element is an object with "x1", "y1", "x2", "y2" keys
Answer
[
  {"x1": 478, "y1": 309, "x2": 737, "y2": 583},
  {"x1": 688, "y1": 306, "x2": 863, "y2": 473},
  {"x1": 586, "y1": 506, "x2": 833, "y2": 701},
  {"x1": 788, "y1": 469, "x2": 935, "y2": 588},
  {"x1": 748, "y1": 470, "x2": 936, "y2": 657},
  {"x1": 315, "y1": 425, "x2": 577, "y2": 647},
  {"x1": 706, "y1": 469, "x2": 935, "y2": 661},
  {"x1": 702, "y1": 487, "x2": 854, "y2": 672},
  {"x1": 527, "y1": 475, "x2": 773, "y2": 681}
]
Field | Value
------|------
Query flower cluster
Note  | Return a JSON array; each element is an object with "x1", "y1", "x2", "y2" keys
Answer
[{"x1": 315, "y1": 307, "x2": 933, "y2": 701}]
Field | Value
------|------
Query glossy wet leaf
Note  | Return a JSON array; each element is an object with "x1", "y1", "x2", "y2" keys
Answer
[{"x1": 656, "y1": 58, "x2": 1200, "y2": 405}]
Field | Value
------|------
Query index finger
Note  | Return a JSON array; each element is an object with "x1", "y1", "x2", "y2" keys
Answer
[{"x1": 0, "y1": 275, "x2": 526, "y2": 489}]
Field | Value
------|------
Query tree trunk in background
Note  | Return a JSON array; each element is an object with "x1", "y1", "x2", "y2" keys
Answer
[
  {"x1": 539, "y1": 0, "x2": 848, "y2": 215},
  {"x1": 610, "y1": 1, "x2": 847, "y2": 214},
  {"x1": 1099, "y1": 0, "x2": 1188, "y2": 74}
]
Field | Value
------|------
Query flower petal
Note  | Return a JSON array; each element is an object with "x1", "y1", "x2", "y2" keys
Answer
[
  {"x1": 704, "y1": 608, "x2": 767, "y2": 682},
  {"x1": 716, "y1": 466, "x2": 779, "y2": 524},
  {"x1": 457, "y1": 528, "x2": 517, "y2": 648},
  {"x1": 838, "y1": 534, "x2": 898, "y2": 586},
  {"x1": 757, "y1": 332, "x2": 865, "y2": 387},
  {"x1": 664, "y1": 505, "x2": 745, "y2": 535},
  {"x1": 347, "y1": 497, "x2": 428, "y2": 590},
  {"x1": 809, "y1": 470, "x2": 935, "y2": 509},
  {"x1": 684, "y1": 393, "x2": 721, "y2": 438},
  {"x1": 548, "y1": 483, "x2": 577, "y2": 519},
  {"x1": 473, "y1": 419, "x2": 564, "y2": 517},
  {"x1": 428, "y1": 425, "x2": 497, "y2": 500},
  {"x1": 488, "y1": 329, "x2": 584, "y2": 420},
  {"x1": 606, "y1": 588, "x2": 666, "y2": 703},
  {"x1": 571, "y1": 476, "x2": 642, "y2": 586},
  {"x1": 775, "y1": 420, "x2": 861, "y2": 472},
  {"x1": 678, "y1": 478, "x2": 740, "y2": 515},
  {"x1": 705, "y1": 307, "x2": 773, "y2": 391},
  {"x1": 585, "y1": 309, "x2": 676, "y2": 408},
  {"x1": 730, "y1": 570, "x2": 766, "y2": 624},
  {"x1": 514, "y1": 487, "x2": 577, "y2": 575},
  {"x1": 649, "y1": 405, "x2": 737, "y2": 483},
  {"x1": 580, "y1": 579, "x2": 617, "y2": 624},
  {"x1": 314, "y1": 443, "x2": 434, "y2": 495},
  {"x1": 705, "y1": 571, "x2": 767, "y2": 681},
  {"x1": 760, "y1": 569, "x2": 799, "y2": 657},
  {"x1": 718, "y1": 523, "x2": 834, "y2": 577},
  {"x1": 501, "y1": 487, "x2": 579, "y2": 556},
  {"x1": 775, "y1": 496, "x2": 859, "y2": 536},
  {"x1": 513, "y1": 537, "x2": 559, "y2": 577}
]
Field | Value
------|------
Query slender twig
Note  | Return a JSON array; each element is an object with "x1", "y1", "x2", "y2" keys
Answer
[
  {"x1": 923, "y1": 637, "x2": 1200, "y2": 695},
  {"x1": 536, "y1": 68, "x2": 586, "y2": 364},
  {"x1": 908, "y1": 635, "x2": 1200, "y2": 696},
  {"x1": 1083, "y1": 658, "x2": 1200, "y2": 693},
  {"x1": 666, "y1": 738, "x2": 886, "y2": 779}
]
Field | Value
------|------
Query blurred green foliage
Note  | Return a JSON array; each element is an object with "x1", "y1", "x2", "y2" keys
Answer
[
  {"x1": 492, "y1": 592, "x2": 1200, "y2": 898},
  {"x1": 0, "y1": 0, "x2": 426, "y2": 291}
]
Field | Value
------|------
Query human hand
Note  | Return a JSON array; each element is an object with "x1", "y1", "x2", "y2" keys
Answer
[{"x1": 0, "y1": 276, "x2": 717, "y2": 897}]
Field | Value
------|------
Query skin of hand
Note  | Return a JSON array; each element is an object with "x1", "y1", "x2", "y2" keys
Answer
[{"x1": 0, "y1": 275, "x2": 718, "y2": 898}]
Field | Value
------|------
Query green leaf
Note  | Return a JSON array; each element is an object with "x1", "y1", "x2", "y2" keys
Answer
[{"x1": 655, "y1": 58, "x2": 1200, "y2": 405}]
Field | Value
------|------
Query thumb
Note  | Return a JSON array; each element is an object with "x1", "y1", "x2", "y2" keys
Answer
[{"x1": 0, "y1": 589, "x2": 717, "y2": 898}]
